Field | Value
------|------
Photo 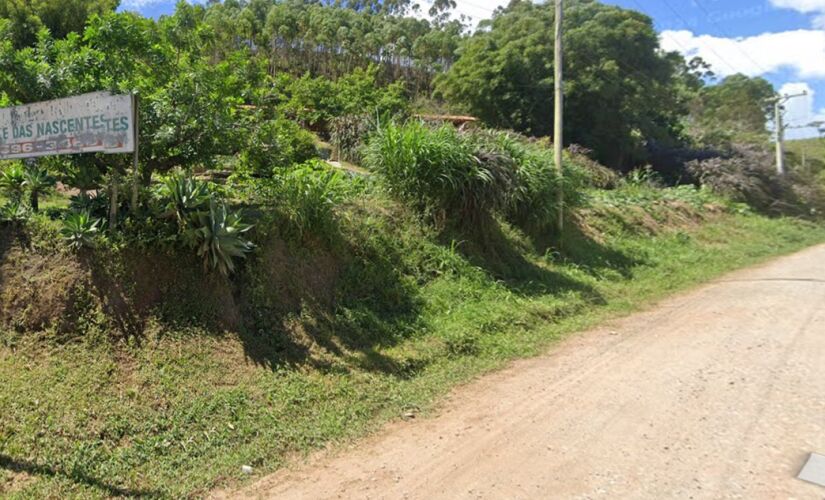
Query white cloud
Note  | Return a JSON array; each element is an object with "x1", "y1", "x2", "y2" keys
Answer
[
  {"x1": 660, "y1": 29, "x2": 825, "y2": 79},
  {"x1": 770, "y1": 0, "x2": 825, "y2": 28},
  {"x1": 120, "y1": 0, "x2": 166, "y2": 7},
  {"x1": 661, "y1": 28, "x2": 825, "y2": 140},
  {"x1": 771, "y1": 0, "x2": 825, "y2": 9},
  {"x1": 120, "y1": 0, "x2": 204, "y2": 10}
]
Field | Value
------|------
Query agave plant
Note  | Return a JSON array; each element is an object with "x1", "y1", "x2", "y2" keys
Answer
[
  {"x1": 187, "y1": 200, "x2": 254, "y2": 276},
  {"x1": 61, "y1": 211, "x2": 102, "y2": 250},
  {"x1": 0, "y1": 163, "x2": 26, "y2": 203},
  {"x1": 0, "y1": 200, "x2": 29, "y2": 224},
  {"x1": 69, "y1": 192, "x2": 109, "y2": 217},
  {"x1": 22, "y1": 164, "x2": 56, "y2": 212},
  {"x1": 63, "y1": 163, "x2": 103, "y2": 196},
  {"x1": 157, "y1": 170, "x2": 212, "y2": 228}
]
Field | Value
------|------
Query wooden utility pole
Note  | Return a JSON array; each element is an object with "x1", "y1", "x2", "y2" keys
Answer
[
  {"x1": 554, "y1": 0, "x2": 564, "y2": 234},
  {"x1": 769, "y1": 91, "x2": 807, "y2": 175}
]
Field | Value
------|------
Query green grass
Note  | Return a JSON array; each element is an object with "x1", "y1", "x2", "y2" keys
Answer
[{"x1": 2, "y1": 188, "x2": 825, "y2": 498}]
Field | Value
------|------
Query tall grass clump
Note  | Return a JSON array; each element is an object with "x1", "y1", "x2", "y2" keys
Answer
[
  {"x1": 365, "y1": 121, "x2": 591, "y2": 233},
  {"x1": 464, "y1": 129, "x2": 591, "y2": 233},
  {"x1": 364, "y1": 121, "x2": 518, "y2": 226},
  {"x1": 275, "y1": 162, "x2": 350, "y2": 240}
]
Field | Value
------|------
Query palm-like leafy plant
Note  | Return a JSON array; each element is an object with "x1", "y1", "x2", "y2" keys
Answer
[
  {"x1": 188, "y1": 200, "x2": 254, "y2": 276},
  {"x1": 0, "y1": 164, "x2": 26, "y2": 203},
  {"x1": 61, "y1": 211, "x2": 102, "y2": 250},
  {"x1": 22, "y1": 165, "x2": 56, "y2": 212}
]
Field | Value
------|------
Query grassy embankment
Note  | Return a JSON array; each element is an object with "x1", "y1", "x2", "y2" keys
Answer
[
  {"x1": 786, "y1": 137, "x2": 825, "y2": 175},
  {"x1": 1, "y1": 183, "x2": 824, "y2": 498}
]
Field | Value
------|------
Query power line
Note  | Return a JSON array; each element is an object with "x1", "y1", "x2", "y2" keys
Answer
[
  {"x1": 625, "y1": 0, "x2": 694, "y2": 54},
  {"x1": 653, "y1": 0, "x2": 743, "y2": 75},
  {"x1": 690, "y1": 0, "x2": 770, "y2": 75}
]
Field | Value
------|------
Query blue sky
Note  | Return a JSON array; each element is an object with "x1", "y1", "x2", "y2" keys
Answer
[{"x1": 122, "y1": 0, "x2": 825, "y2": 138}]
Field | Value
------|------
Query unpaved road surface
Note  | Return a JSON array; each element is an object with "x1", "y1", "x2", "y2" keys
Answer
[{"x1": 224, "y1": 245, "x2": 825, "y2": 499}]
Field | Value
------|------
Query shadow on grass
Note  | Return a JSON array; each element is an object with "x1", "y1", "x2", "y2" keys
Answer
[
  {"x1": 232, "y1": 226, "x2": 424, "y2": 374},
  {"x1": 234, "y1": 213, "x2": 642, "y2": 377},
  {"x1": 556, "y1": 222, "x2": 644, "y2": 279},
  {"x1": 0, "y1": 454, "x2": 163, "y2": 498},
  {"x1": 442, "y1": 217, "x2": 608, "y2": 301}
]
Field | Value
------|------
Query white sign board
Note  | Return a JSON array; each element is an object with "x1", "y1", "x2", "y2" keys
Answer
[{"x1": 0, "y1": 91, "x2": 135, "y2": 160}]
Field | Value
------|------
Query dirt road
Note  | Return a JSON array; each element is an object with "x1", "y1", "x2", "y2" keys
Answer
[{"x1": 225, "y1": 245, "x2": 825, "y2": 499}]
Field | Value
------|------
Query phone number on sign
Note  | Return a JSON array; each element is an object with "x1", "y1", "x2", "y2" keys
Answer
[{"x1": 0, "y1": 136, "x2": 124, "y2": 156}]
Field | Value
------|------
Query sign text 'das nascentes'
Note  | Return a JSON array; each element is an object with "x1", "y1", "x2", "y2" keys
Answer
[{"x1": 0, "y1": 91, "x2": 135, "y2": 160}]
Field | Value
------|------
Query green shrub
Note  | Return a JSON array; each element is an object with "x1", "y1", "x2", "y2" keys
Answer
[
  {"x1": 241, "y1": 119, "x2": 318, "y2": 175},
  {"x1": 154, "y1": 170, "x2": 255, "y2": 275},
  {"x1": 186, "y1": 199, "x2": 255, "y2": 276},
  {"x1": 0, "y1": 163, "x2": 26, "y2": 203},
  {"x1": 463, "y1": 129, "x2": 590, "y2": 232},
  {"x1": 61, "y1": 211, "x2": 102, "y2": 250},
  {"x1": 0, "y1": 200, "x2": 29, "y2": 224},
  {"x1": 276, "y1": 65, "x2": 408, "y2": 137},
  {"x1": 330, "y1": 114, "x2": 375, "y2": 164},
  {"x1": 567, "y1": 144, "x2": 619, "y2": 189},
  {"x1": 69, "y1": 192, "x2": 109, "y2": 219},
  {"x1": 624, "y1": 165, "x2": 663, "y2": 188},
  {"x1": 61, "y1": 162, "x2": 104, "y2": 195}
]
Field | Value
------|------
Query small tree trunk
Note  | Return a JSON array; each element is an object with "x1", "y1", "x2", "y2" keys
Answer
[
  {"x1": 109, "y1": 170, "x2": 119, "y2": 231},
  {"x1": 30, "y1": 192, "x2": 38, "y2": 212}
]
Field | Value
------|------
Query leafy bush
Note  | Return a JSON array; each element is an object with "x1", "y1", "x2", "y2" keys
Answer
[
  {"x1": 276, "y1": 65, "x2": 408, "y2": 137},
  {"x1": 241, "y1": 118, "x2": 318, "y2": 175},
  {"x1": 464, "y1": 129, "x2": 590, "y2": 232},
  {"x1": 186, "y1": 199, "x2": 255, "y2": 276},
  {"x1": 567, "y1": 144, "x2": 619, "y2": 189},
  {"x1": 330, "y1": 114, "x2": 376, "y2": 164},
  {"x1": 1, "y1": 162, "x2": 55, "y2": 212},
  {"x1": 0, "y1": 200, "x2": 29, "y2": 224},
  {"x1": 69, "y1": 192, "x2": 109, "y2": 219},
  {"x1": 624, "y1": 166, "x2": 664, "y2": 188},
  {"x1": 0, "y1": 163, "x2": 26, "y2": 202},
  {"x1": 61, "y1": 162, "x2": 104, "y2": 195},
  {"x1": 686, "y1": 143, "x2": 825, "y2": 216},
  {"x1": 61, "y1": 211, "x2": 102, "y2": 250}
]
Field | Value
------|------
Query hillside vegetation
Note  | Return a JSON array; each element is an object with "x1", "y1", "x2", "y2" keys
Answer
[
  {"x1": 1, "y1": 0, "x2": 825, "y2": 498},
  {"x1": 786, "y1": 138, "x2": 825, "y2": 172},
  {"x1": 3, "y1": 171, "x2": 825, "y2": 497}
]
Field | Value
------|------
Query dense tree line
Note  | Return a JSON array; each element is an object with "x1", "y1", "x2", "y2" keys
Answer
[{"x1": 0, "y1": 0, "x2": 779, "y2": 175}]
